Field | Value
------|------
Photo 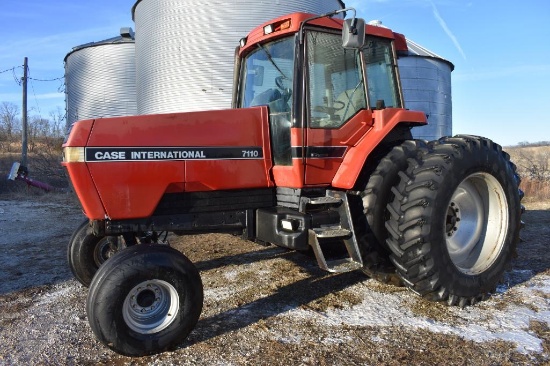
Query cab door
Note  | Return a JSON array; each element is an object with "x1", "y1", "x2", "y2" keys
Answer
[{"x1": 303, "y1": 30, "x2": 372, "y2": 185}]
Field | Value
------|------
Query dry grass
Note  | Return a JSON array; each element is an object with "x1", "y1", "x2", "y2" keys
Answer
[
  {"x1": 507, "y1": 145, "x2": 550, "y2": 202},
  {"x1": 520, "y1": 179, "x2": 550, "y2": 203},
  {"x1": 530, "y1": 321, "x2": 550, "y2": 356}
]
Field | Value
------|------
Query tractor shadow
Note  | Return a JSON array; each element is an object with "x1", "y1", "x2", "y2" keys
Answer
[
  {"x1": 187, "y1": 267, "x2": 365, "y2": 347},
  {"x1": 182, "y1": 239, "x2": 368, "y2": 347}
]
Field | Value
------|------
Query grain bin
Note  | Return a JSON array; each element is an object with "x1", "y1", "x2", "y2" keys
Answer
[
  {"x1": 132, "y1": 0, "x2": 346, "y2": 115},
  {"x1": 399, "y1": 38, "x2": 454, "y2": 140},
  {"x1": 64, "y1": 28, "x2": 137, "y2": 126}
]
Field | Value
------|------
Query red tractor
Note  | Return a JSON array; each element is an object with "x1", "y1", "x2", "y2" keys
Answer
[{"x1": 63, "y1": 9, "x2": 523, "y2": 356}]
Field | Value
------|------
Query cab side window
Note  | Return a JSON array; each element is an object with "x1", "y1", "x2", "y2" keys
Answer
[
  {"x1": 363, "y1": 38, "x2": 401, "y2": 109},
  {"x1": 307, "y1": 31, "x2": 366, "y2": 128},
  {"x1": 239, "y1": 37, "x2": 295, "y2": 165}
]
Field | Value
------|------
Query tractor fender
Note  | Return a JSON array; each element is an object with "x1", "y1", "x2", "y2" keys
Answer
[{"x1": 332, "y1": 108, "x2": 426, "y2": 190}]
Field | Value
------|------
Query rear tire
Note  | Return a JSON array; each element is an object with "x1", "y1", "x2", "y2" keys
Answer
[
  {"x1": 385, "y1": 135, "x2": 522, "y2": 306},
  {"x1": 354, "y1": 140, "x2": 428, "y2": 284},
  {"x1": 86, "y1": 244, "x2": 203, "y2": 356}
]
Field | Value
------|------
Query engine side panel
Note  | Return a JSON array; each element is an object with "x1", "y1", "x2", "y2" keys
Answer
[{"x1": 81, "y1": 107, "x2": 274, "y2": 220}]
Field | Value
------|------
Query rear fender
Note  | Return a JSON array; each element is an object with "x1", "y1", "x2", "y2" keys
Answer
[{"x1": 332, "y1": 109, "x2": 426, "y2": 189}]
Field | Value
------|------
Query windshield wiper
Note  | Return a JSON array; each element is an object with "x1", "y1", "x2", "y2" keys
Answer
[{"x1": 257, "y1": 43, "x2": 288, "y2": 80}]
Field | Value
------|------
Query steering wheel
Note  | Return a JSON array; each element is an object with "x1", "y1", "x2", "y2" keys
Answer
[{"x1": 313, "y1": 101, "x2": 346, "y2": 115}]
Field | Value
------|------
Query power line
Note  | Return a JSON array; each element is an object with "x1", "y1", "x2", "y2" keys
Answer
[
  {"x1": 0, "y1": 66, "x2": 22, "y2": 74},
  {"x1": 1, "y1": 64, "x2": 63, "y2": 83},
  {"x1": 26, "y1": 66, "x2": 66, "y2": 120},
  {"x1": 28, "y1": 67, "x2": 43, "y2": 118},
  {"x1": 13, "y1": 67, "x2": 22, "y2": 86},
  {"x1": 4, "y1": 61, "x2": 66, "y2": 124},
  {"x1": 28, "y1": 76, "x2": 64, "y2": 82}
]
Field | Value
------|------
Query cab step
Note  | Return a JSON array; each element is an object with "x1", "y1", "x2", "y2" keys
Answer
[
  {"x1": 312, "y1": 227, "x2": 351, "y2": 238},
  {"x1": 308, "y1": 229, "x2": 363, "y2": 273},
  {"x1": 305, "y1": 196, "x2": 342, "y2": 206},
  {"x1": 306, "y1": 190, "x2": 363, "y2": 273}
]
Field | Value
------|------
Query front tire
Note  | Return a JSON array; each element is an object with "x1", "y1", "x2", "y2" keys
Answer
[
  {"x1": 67, "y1": 220, "x2": 126, "y2": 287},
  {"x1": 385, "y1": 135, "x2": 522, "y2": 306},
  {"x1": 86, "y1": 244, "x2": 203, "y2": 356}
]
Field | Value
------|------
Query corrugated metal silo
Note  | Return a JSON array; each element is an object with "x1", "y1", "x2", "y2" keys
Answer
[
  {"x1": 132, "y1": 0, "x2": 346, "y2": 115},
  {"x1": 64, "y1": 28, "x2": 137, "y2": 127},
  {"x1": 398, "y1": 38, "x2": 454, "y2": 141}
]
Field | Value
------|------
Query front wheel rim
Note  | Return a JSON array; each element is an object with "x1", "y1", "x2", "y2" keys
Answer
[
  {"x1": 122, "y1": 279, "x2": 180, "y2": 334},
  {"x1": 445, "y1": 172, "x2": 509, "y2": 275},
  {"x1": 94, "y1": 237, "x2": 117, "y2": 266}
]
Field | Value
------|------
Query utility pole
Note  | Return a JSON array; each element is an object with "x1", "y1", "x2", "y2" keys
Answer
[{"x1": 21, "y1": 57, "x2": 28, "y2": 167}]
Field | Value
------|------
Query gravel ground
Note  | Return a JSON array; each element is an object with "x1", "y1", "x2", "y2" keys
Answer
[{"x1": 0, "y1": 193, "x2": 549, "y2": 365}]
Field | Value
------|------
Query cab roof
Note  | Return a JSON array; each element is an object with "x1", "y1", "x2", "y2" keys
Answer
[{"x1": 239, "y1": 12, "x2": 406, "y2": 56}]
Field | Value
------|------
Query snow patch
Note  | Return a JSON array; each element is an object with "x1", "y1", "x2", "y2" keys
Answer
[
  {"x1": 35, "y1": 284, "x2": 75, "y2": 306},
  {"x1": 283, "y1": 274, "x2": 550, "y2": 354}
]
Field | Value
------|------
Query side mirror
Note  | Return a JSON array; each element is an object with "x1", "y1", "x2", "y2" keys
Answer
[{"x1": 342, "y1": 18, "x2": 365, "y2": 49}]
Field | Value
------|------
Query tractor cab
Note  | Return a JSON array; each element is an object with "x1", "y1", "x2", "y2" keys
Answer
[{"x1": 234, "y1": 11, "x2": 412, "y2": 188}]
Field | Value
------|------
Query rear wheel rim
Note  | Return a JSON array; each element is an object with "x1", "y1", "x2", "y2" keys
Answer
[
  {"x1": 445, "y1": 172, "x2": 509, "y2": 275},
  {"x1": 122, "y1": 279, "x2": 180, "y2": 334}
]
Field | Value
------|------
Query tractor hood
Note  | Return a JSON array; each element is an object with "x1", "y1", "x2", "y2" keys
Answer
[{"x1": 63, "y1": 107, "x2": 274, "y2": 220}]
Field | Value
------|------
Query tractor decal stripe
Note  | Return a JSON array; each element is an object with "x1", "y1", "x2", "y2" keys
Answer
[
  {"x1": 85, "y1": 147, "x2": 263, "y2": 162},
  {"x1": 291, "y1": 146, "x2": 347, "y2": 159}
]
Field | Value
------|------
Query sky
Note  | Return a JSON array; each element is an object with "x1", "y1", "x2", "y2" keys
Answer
[{"x1": 1, "y1": 0, "x2": 549, "y2": 146}]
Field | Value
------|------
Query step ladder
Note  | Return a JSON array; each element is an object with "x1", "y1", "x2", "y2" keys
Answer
[{"x1": 300, "y1": 190, "x2": 363, "y2": 273}]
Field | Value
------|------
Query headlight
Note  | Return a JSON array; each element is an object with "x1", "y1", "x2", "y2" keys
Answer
[{"x1": 63, "y1": 147, "x2": 85, "y2": 163}]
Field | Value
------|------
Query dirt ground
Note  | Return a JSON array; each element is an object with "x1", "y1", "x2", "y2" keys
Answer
[{"x1": 0, "y1": 192, "x2": 549, "y2": 365}]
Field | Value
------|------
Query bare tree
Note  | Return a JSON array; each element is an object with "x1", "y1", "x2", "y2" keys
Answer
[
  {"x1": 518, "y1": 141, "x2": 550, "y2": 148},
  {"x1": 29, "y1": 110, "x2": 66, "y2": 181},
  {"x1": 28, "y1": 115, "x2": 50, "y2": 152},
  {"x1": 49, "y1": 106, "x2": 66, "y2": 138},
  {"x1": 517, "y1": 150, "x2": 550, "y2": 182},
  {"x1": 0, "y1": 102, "x2": 21, "y2": 151}
]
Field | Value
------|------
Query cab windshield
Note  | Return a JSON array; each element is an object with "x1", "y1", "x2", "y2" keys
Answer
[{"x1": 240, "y1": 37, "x2": 294, "y2": 114}]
